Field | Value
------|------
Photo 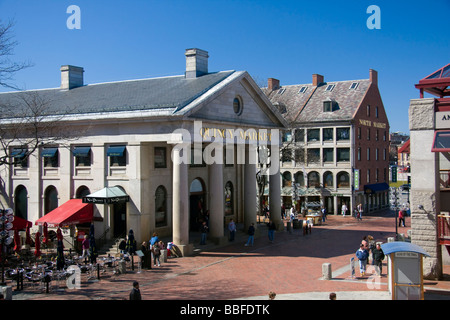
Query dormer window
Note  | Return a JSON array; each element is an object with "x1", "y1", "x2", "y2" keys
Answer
[{"x1": 323, "y1": 99, "x2": 338, "y2": 112}]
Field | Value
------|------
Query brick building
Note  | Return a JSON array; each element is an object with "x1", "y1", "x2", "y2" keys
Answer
[{"x1": 264, "y1": 69, "x2": 390, "y2": 215}]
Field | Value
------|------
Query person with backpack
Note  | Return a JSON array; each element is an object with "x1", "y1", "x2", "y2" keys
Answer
[
  {"x1": 152, "y1": 240, "x2": 164, "y2": 267},
  {"x1": 356, "y1": 243, "x2": 369, "y2": 276}
]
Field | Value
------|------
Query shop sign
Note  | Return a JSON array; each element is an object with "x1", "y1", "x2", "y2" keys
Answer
[{"x1": 436, "y1": 112, "x2": 450, "y2": 129}]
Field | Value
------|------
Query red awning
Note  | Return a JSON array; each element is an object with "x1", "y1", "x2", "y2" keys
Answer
[
  {"x1": 35, "y1": 199, "x2": 93, "y2": 227},
  {"x1": 12, "y1": 216, "x2": 32, "y2": 230}
]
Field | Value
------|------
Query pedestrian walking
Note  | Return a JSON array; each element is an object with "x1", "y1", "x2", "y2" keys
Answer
[
  {"x1": 357, "y1": 203, "x2": 363, "y2": 221},
  {"x1": 267, "y1": 220, "x2": 276, "y2": 243},
  {"x1": 245, "y1": 223, "x2": 255, "y2": 246},
  {"x1": 129, "y1": 281, "x2": 142, "y2": 300},
  {"x1": 398, "y1": 209, "x2": 406, "y2": 227},
  {"x1": 200, "y1": 221, "x2": 208, "y2": 245},
  {"x1": 372, "y1": 243, "x2": 385, "y2": 276},
  {"x1": 152, "y1": 241, "x2": 163, "y2": 266},
  {"x1": 341, "y1": 203, "x2": 348, "y2": 216},
  {"x1": 321, "y1": 206, "x2": 327, "y2": 223},
  {"x1": 126, "y1": 229, "x2": 137, "y2": 255},
  {"x1": 149, "y1": 232, "x2": 159, "y2": 248},
  {"x1": 228, "y1": 219, "x2": 236, "y2": 241},
  {"x1": 80, "y1": 235, "x2": 90, "y2": 261},
  {"x1": 356, "y1": 243, "x2": 369, "y2": 276}
]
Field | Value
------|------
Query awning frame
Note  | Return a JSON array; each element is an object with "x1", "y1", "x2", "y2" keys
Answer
[{"x1": 431, "y1": 130, "x2": 450, "y2": 153}]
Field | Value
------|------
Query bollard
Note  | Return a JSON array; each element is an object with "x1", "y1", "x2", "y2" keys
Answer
[
  {"x1": 322, "y1": 263, "x2": 332, "y2": 280},
  {"x1": 161, "y1": 249, "x2": 167, "y2": 263}
]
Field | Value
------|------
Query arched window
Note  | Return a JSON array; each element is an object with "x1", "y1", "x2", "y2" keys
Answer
[
  {"x1": 44, "y1": 186, "x2": 58, "y2": 214},
  {"x1": 337, "y1": 172, "x2": 350, "y2": 188},
  {"x1": 14, "y1": 185, "x2": 28, "y2": 220},
  {"x1": 155, "y1": 186, "x2": 167, "y2": 228},
  {"x1": 323, "y1": 171, "x2": 333, "y2": 188},
  {"x1": 308, "y1": 171, "x2": 320, "y2": 188},
  {"x1": 75, "y1": 186, "x2": 91, "y2": 199},
  {"x1": 282, "y1": 171, "x2": 292, "y2": 187},
  {"x1": 294, "y1": 172, "x2": 304, "y2": 187},
  {"x1": 224, "y1": 181, "x2": 234, "y2": 216}
]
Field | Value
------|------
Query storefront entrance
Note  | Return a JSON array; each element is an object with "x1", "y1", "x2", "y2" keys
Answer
[
  {"x1": 113, "y1": 202, "x2": 127, "y2": 237},
  {"x1": 189, "y1": 178, "x2": 207, "y2": 232}
]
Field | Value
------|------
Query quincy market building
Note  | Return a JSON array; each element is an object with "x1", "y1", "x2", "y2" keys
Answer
[{"x1": 0, "y1": 49, "x2": 287, "y2": 256}]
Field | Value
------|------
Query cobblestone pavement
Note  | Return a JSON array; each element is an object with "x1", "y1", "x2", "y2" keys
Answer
[{"x1": 7, "y1": 210, "x2": 450, "y2": 301}]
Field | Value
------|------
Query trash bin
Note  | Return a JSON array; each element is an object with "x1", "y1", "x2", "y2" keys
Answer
[{"x1": 142, "y1": 251, "x2": 152, "y2": 269}]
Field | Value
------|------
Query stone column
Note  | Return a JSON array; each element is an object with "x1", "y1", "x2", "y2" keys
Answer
[
  {"x1": 244, "y1": 144, "x2": 257, "y2": 230},
  {"x1": 172, "y1": 145, "x2": 192, "y2": 256},
  {"x1": 208, "y1": 143, "x2": 225, "y2": 243},
  {"x1": 269, "y1": 143, "x2": 282, "y2": 230},
  {"x1": 409, "y1": 98, "x2": 442, "y2": 279}
]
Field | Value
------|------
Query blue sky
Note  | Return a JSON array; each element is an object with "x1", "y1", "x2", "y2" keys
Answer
[{"x1": 1, "y1": 0, "x2": 449, "y2": 134}]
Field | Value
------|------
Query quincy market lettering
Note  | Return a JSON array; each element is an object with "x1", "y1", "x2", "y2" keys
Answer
[
  {"x1": 436, "y1": 112, "x2": 450, "y2": 129},
  {"x1": 171, "y1": 121, "x2": 279, "y2": 175}
]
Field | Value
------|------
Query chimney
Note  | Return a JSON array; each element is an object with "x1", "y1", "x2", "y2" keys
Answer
[
  {"x1": 312, "y1": 74, "x2": 324, "y2": 86},
  {"x1": 185, "y1": 48, "x2": 209, "y2": 78},
  {"x1": 61, "y1": 65, "x2": 84, "y2": 89},
  {"x1": 370, "y1": 69, "x2": 378, "y2": 85},
  {"x1": 268, "y1": 78, "x2": 280, "y2": 91}
]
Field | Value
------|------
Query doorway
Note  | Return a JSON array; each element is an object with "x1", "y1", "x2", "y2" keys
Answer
[
  {"x1": 113, "y1": 201, "x2": 127, "y2": 237},
  {"x1": 189, "y1": 178, "x2": 206, "y2": 231}
]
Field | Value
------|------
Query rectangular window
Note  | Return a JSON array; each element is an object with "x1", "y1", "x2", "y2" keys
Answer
[
  {"x1": 367, "y1": 169, "x2": 371, "y2": 183},
  {"x1": 307, "y1": 129, "x2": 320, "y2": 142},
  {"x1": 282, "y1": 131, "x2": 293, "y2": 142},
  {"x1": 107, "y1": 145, "x2": 126, "y2": 167},
  {"x1": 367, "y1": 148, "x2": 370, "y2": 161},
  {"x1": 358, "y1": 147, "x2": 361, "y2": 161},
  {"x1": 383, "y1": 148, "x2": 386, "y2": 161},
  {"x1": 336, "y1": 127, "x2": 350, "y2": 141},
  {"x1": 73, "y1": 146, "x2": 91, "y2": 167},
  {"x1": 307, "y1": 148, "x2": 320, "y2": 164},
  {"x1": 294, "y1": 148, "x2": 305, "y2": 164},
  {"x1": 323, "y1": 128, "x2": 333, "y2": 141},
  {"x1": 11, "y1": 148, "x2": 28, "y2": 168},
  {"x1": 323, "y1": 101, "x2": 333, "y2": 112},
  {"x1": 295, "y1": 129, "x2": 304, "y2": 143},
  {"x1": 337, "y1": 148, "x2": 350, "y2": 162},
  {"x1": 375, "y1": 106, "x2": 379, "y2": 118},
  {"x1": 41, "y1": 148, "x2": 59, "y2": 168},
  {"x1": 367, "y1": 105, "x2": 370, "y2": 117},
  {"x1": 376, "y1": 168, "x2": 379, "y2": 182},
  {"x1": 298, "y1": 86, "x2": 308, "y2": 94},
  {"x1": 358, "y1": 127, "x2": 361, "y2": 139},
  {"x1": 375, "y1": 148, "x2": 379, "y2": 161},
  {"x1": 349, "y1": 82, "x2": 359, "y2": 90},
  {"x1": 323, "y1": 148, "x2": 334, "y2": 162},
  {"x1": 367, "y1": 128, "x2": 370, "y2": 140},
  {"x1": 154, "y1": 147, "x2": 167, "y2": 168}
]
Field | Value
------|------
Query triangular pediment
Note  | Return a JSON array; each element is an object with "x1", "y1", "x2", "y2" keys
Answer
[{"x1": 181, "y1": 71, "x2": 287, "y2": 129}]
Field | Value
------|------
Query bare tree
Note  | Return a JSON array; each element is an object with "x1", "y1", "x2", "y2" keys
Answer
[
  {"x1": 0, "y1": 91, "x2": 82, "y2": 167},
  {"x1": 0, "y1": 19, "x2": 32, "y2": 90}
]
